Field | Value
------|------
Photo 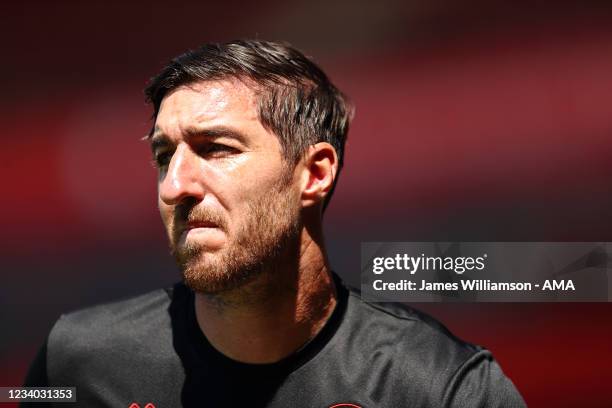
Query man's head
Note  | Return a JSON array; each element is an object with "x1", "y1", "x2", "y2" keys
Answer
[{"x1": 144, "y1": 40, "x2": 352, "y2": 295}]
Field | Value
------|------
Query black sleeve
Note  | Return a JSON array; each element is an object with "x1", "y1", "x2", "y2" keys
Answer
[
  {"x1": 21, "y1": 340, "x2": 52, "y2": 408},
  {"x1": 442, "y1": 350, "x2": 526, "y2": 408}
]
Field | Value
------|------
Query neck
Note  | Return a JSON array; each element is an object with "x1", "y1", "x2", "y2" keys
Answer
[{"x1": 194, "y1": 223, "x2": 338, "y2": 364}]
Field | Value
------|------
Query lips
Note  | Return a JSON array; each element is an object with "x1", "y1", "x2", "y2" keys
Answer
[
  {"x1": 179, "y1": 219, "x2": 225, "y2": 249},
  {"x1": 186, "y1": 220, "x2": 218, "y2": 230}
]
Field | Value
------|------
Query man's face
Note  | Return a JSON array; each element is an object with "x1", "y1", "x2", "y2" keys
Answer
[{"x1": 151, "y1": 79, "x2": 302, "y2": 294}]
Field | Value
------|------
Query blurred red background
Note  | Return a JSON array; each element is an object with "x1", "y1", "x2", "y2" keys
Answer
[{"x1": 2, "y1": 1, "x2": 612, "y2": 407}]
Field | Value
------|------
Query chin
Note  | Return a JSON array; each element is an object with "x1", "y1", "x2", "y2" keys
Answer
[{"x1": 182, "y1": 267, "x2": 250, "y2": 295}]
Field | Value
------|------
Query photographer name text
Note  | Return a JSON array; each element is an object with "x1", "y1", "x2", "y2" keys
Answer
[{"x1": 372, "y1": 279, "x2": 575, "y2": 292}]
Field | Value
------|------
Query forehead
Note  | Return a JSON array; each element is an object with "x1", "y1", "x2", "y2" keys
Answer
[{"x1": 155, "y1": 79, "x2": 261, "y2": 135}]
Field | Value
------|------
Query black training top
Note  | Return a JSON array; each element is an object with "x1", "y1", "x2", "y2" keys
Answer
[{"x1": 23, "y1": 274, "x2": 525, "y2": 407}]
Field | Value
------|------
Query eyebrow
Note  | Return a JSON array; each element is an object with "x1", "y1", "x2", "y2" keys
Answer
[{"x1": 150, "y1": 125, "x2": 249, "y2": 153}]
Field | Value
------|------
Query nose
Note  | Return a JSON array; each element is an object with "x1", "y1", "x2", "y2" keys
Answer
[{"x1": 159, "y1": 143, "x2": 205, "y2": 205}]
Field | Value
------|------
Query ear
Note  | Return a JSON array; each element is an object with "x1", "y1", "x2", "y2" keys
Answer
[{"x1": 299, "y1": 142, "x2": 338, "y2": 208}]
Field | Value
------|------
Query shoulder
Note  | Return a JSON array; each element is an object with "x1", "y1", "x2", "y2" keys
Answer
[
  {"x1": 45, "y1": 283, "x2": 189, "y2": 384},
  {"x1": 343, "y1": 288, "x2": 482, "y2": 366},
  {"x1": 51, "y1": 285, "x2": 176, "y2": 340},
  {"x1": 333, "y1": 287, "x2": 525, "y2": 406}
]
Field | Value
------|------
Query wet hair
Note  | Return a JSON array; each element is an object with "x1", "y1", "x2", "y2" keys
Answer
[{"x1": 144, "y1": 39, "x2": 353, "y2": 209}]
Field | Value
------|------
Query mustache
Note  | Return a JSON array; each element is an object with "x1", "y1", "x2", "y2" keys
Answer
[{"x1": 173, "y1": 200, "x2": 228, "y2": 231}]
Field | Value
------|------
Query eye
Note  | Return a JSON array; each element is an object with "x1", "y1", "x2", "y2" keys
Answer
[
  {"x1": 201, "y1": 143, "x2": 238, "y2": 157},
  {"x1": 151, "y1": 151, "x2": 172, "y2": 168}
]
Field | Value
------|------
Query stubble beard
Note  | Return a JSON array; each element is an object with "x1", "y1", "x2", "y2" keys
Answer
[{"x1": 170, "y1": 180, "x2": 301, "y2": 297}]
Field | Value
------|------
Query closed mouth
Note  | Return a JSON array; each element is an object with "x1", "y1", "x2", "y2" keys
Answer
[{"x1": 186, "y1": 221, "x2": 219, "y2": 230}]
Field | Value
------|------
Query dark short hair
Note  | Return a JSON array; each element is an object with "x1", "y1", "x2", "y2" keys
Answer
[{"x1": 144, "y1": 39, "x2": 353, "y2": 210}]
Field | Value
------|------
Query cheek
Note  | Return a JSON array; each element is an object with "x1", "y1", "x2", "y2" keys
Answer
[
  {"x1": 233, "y1": 172, "x2": 280, "y2": 202},
  {"x1": 158, "y1": 199, "x2": 173, "y2": 228},
  {"x1": 209, "y1": 157, "x2": 282, "y2": 208},
  {"x1": 216, "y1": 176, "x2": 278, "y2": 232}
]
